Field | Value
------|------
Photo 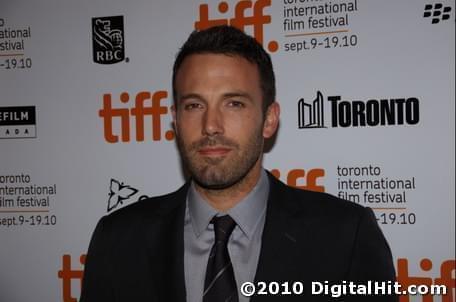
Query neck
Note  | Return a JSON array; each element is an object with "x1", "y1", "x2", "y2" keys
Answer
[{"x1": 194, "y1": 160, "x2": 263, "y2": 212}]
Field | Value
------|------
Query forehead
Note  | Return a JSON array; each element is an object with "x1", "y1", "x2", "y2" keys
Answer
[{"x1": 175, "y1": 53, "x2": 261, "y2": 95}]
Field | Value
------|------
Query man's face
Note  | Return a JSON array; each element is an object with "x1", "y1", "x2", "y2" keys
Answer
[{"x1": 173, "y1": 53, "x2": 277, "y2": 189}]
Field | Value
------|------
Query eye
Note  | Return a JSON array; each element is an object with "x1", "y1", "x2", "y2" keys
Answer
[
  {"x1": 227, "y1": 100, "x2": 245, "y2": 108},
  {"x1": 183, "y1": 102, "x2": 204, "y2": 111}
]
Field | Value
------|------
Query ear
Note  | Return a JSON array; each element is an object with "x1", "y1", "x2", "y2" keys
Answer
[
  {"x1": 171, "y1": 104, "x2": 178, "y2": 135},
  {"x1": 263, "y1": 102, "x2": 280, "y2": 139}
]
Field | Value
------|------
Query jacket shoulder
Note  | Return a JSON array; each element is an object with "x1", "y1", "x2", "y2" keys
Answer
[{"x1": 269, "y1": 174, "x2": 368, "y2": 221}]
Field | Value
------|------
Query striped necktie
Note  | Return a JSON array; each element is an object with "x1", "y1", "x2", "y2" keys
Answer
[{"x1": 203, "y1": 215, "x2": 239, "y2": 302}]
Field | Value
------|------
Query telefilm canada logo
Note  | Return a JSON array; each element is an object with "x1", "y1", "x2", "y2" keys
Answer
[
  {"x1": 423, "y1": 3, "x2": 452, "y2": 24},
  {"x1": 0, "y1": 106, "x2": 36, "y2": 139},
  {"x1": 297, "y1": 91, "x2": 420, "y2": 129},
  {"x1": 92, "y1": 15, "x2": 125, "y2": 64}
]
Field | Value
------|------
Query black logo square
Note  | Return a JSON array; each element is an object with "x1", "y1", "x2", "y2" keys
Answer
[{"x1": 92, "y1": 16, "x2": 125, "y2": 64}]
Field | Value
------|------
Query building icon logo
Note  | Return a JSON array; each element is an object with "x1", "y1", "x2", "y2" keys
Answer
[
  {"x1": 92, "y1": 15, "x2": 125, "y2": 64},
  {"x1": 298, "y1": 91, "x2": 325, "y2": 129}
]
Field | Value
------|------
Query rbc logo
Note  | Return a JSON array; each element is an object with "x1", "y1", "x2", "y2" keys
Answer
[
  {"x1": 195, "y1": 0, "x2": 278, "y2": 52},
  {"x1": 92, "y1": 15, "x2": 125, "y2": 64}
]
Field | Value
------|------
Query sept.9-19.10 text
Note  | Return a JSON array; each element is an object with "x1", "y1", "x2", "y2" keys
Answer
[
  {"x1": 284, "y1": 34, "x2": 358, "y2": 53},
  {"x1": 0, "y1": 214, "x2": 57, "y2": 227},
  {"x1": 0, "y1": 57, "x2": 32, "y2": 69}
]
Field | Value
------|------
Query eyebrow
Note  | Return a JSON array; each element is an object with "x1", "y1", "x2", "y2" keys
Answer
[
  {"x1": 178, "y1": 91, "x2": 254, "y2": 103},
  {"x1": 222, "y1": 92, "x2": 253, "y2": 102},
  {"x1": 178, "y1": 93, "x2": 202, "y2": 103}
]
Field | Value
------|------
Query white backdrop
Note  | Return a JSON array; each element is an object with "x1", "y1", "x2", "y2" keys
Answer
[{"x1": 0, "y1": 1, "x2": 454, "y2": 301}]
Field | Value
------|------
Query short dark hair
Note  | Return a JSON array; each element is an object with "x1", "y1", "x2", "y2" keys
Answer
[{"x1": 172, "y1": 26, "x2": 276, "y2": 114}]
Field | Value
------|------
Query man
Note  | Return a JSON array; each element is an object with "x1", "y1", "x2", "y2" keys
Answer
[{"x1": 80, "y1": 26, "x2": 397, "y2": 302}]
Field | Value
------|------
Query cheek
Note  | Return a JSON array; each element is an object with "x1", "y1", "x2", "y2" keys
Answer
[
  {"x1": 177, "y1": 115, "x2": 201, "y2": 139},
  {"x1": 225, "y1": 112, "x2": 263, "y2": 138}
]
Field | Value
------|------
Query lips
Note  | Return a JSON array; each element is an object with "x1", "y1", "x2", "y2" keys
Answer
[{"x1": 198, "y1": 147, "x2": 231, "y2": 156}]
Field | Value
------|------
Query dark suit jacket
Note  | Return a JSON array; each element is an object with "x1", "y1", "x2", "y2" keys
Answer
[{"x1": 80, "y1": 173, "x2": 397, "y2": 301}]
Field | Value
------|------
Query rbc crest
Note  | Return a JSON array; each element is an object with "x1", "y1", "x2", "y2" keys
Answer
[{"x1": 92, "y1": 15, "x2": 125, "y2": 64}]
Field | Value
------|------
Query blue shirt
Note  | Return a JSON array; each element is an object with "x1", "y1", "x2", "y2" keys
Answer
[{"x1": 184, "y1": 169, "x2": 269, "y2": 302}]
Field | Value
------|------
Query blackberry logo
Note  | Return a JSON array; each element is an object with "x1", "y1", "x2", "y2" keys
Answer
[
  {"x1": 92, "y1": 16, "x2": 125, "y2": 64},
  {"x1": 298, "y1": 91, "x2": 325, "y2": 128},
  {"x1": 423, "y1": 3, "x2": 452, "y2": 23}
]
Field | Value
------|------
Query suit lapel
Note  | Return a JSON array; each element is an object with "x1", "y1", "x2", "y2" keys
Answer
[
  {"x1": 166, "y1": 200, "x2": 187, "y2": 302},
  {"x1": 143, "y1": 182, "x2": 189, "y2": 302},
  {"x1": 252, "y1": 175, "x2": 313, "y2": 300},
  {"x1": 254, "y1": 176, "x2": 299, "y2": 281}
]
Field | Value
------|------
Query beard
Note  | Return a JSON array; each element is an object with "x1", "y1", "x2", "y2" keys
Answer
[{"x1": 176, "y1": 128, "x2": 264, "y2": 190}]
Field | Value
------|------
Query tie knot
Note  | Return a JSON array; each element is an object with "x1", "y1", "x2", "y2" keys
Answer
[{"x1": 211, "y1": 215, "x2": 236, "y2": 243}]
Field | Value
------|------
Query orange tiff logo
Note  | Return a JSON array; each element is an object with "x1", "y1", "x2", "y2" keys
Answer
[
  {"x1": 195, "y1": 0, "x2": 278, "y2": 52},
  {"x1": 270, "y1": 168, "x2": 325, "y2": 192},
  {"x1": 57, "y1": 254, "x2": 86, "y2": 302},
  {"x1": 58, "y1": 256, "x2": 455, "y2": 302},
  {"x1": 397, "y1": 259, "x2": 455, "y2": 302},
  {"x1": 99, "y1": 90, "x2": 175, "y2": 143}
]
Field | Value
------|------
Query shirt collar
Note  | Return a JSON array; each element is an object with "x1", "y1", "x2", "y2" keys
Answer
[{"x1": 187, "y1": 169, "x2": 269, "y2": 239}]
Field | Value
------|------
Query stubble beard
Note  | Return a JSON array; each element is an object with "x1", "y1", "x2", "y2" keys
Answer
[{"x1": 177, "y1": 128, "x2": 264, "y2": 190}]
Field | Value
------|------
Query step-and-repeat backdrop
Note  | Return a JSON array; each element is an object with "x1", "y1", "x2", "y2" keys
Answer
[{"x1": 1, "y1": 1, "x2": 454, "y2": 301}]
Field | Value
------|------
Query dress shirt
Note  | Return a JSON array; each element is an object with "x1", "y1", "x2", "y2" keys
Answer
[{"x1": 184, "y1": 169, "x2": 269, "y2": 302}]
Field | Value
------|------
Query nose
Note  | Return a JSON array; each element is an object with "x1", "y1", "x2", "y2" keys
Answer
[{"x1": 202, "y1": 106, "x2": 224, "y2": 136}]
